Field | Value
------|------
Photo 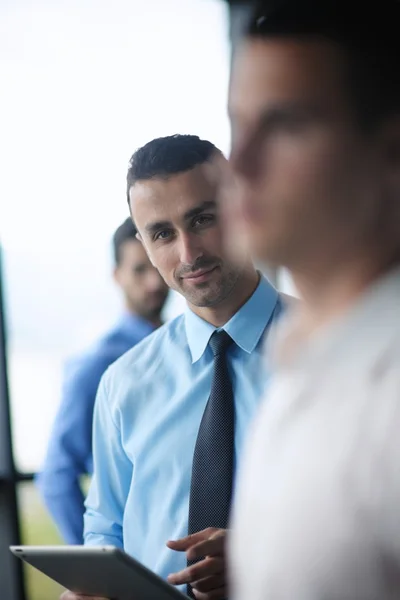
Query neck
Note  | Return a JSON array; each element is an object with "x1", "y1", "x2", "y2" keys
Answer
[
  {"x1": 292, "y1": 247, "x2": 400, "y2": 330},
  {"x1": 147, "y1": 315, "x2": 163, "y2": 328},
  {"x1": 189, "y1": 267, "x2": 260, "y2": 328}
]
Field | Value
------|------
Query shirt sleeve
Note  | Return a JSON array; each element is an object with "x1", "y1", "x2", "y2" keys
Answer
[
  {"x1": 36, "y1": 357, "x2": 98, "y2": 545},
  {"x1": 83, "y1": 370, "x2": 132, "y2": 549}
]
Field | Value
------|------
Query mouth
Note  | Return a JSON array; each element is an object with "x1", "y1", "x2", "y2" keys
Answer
[{"x1": 181, "y1": 266, "x2": 218, "y2": 284}]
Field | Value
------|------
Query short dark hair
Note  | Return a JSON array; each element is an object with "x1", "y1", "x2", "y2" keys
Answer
[
  {"x1": 246, "y1": 0, "x2": 400, "y2": 129},
  {"x1": 112, "y1": 218, "x2": 138, "y2": 265},
  {"x1": 126, "y1": 134, "x2": 218, "y2": 204}
]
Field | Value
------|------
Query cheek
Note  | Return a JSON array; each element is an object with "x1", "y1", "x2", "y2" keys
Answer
[
  {"x1": 149, "y1": 246, "x2": 178, "y2": 283},
  {"x1": 260, "y1": 133, "x2": 350, "y2": 217},
  {"x1": 127, "y1": 274, "x2": 139, "y2": 289},
  {"x1": 200, "y1": 227, "x2": 224, "y2": 258}
]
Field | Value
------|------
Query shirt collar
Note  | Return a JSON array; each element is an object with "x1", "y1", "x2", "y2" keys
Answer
[
  {"x1": 184, "y1": 275, "x2": 279, "y2": 364},
  {"x1": 272, "y1": 264, "x2": 400, "y2": 370}
]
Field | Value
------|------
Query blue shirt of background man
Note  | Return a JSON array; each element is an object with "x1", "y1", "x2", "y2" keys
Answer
[{"x1": 36, "y1": 313, "x2": 156, "y2": 544}]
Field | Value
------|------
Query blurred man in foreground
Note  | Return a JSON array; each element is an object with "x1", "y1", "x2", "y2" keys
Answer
[
  {"x1": 228, "y1": 1, "x2": 400, "y2": 599},
  {"x1": 61, "y1": 133, "x2": 284, "y2": 600},
  {"x1": 37, "y1": 218, "x2": 168, "y2": 544}
]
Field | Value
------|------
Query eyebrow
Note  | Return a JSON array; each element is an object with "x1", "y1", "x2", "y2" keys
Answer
[
  {"x1": 229, "y1": 100, "x2": 326, "y2": 124},
  {"x1": 145, "y1": 219, "x2": 171, "y2": 236},
  {"x1": 183, "y1": 200, "x2": 217, "y2": 222},
  {"x1": 144, "y1": 200, "x2": 217, "y2": 236},
  {"x1": 259, "y1": 102, "x2": 326, "y2": 123}
]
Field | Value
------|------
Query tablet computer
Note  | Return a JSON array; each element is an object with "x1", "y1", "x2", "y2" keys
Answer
[{"x1": 10, "y1": 545, "x2": 188, "y2": 600}]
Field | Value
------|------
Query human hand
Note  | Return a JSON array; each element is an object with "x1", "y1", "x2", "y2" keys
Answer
[{"x1": 167, "y1": 528, "x2": 228, "y2": 599}]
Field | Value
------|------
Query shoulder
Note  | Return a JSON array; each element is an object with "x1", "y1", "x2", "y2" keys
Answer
[
  {"x1": 101, "y1": 314, "x2": 186, "y2": 390},
  {"x1": 63, "y1": 324, "x2": 129, "y2": 389},
  {"x1": 365, "y1": 334, "x2": 400, "y2": 550},
  {"x1": 96, "y1": 319, "x2": 141, "y2": 350},
  {"x1": 63, "y1": 347, "x2": 104, "y2": 386}
]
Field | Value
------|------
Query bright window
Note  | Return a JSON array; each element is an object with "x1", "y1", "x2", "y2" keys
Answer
[{"x1": 0, "y1": 0, "x2": 230, "y2": 476}]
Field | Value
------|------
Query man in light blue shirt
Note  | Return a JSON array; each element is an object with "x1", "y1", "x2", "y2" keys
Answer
[
  {"x1": 37, "y1": 218, "x2": 168, "y2": 544},
  {"x1": 63, "y1": 135, "x2": 283, "y2": 600}
]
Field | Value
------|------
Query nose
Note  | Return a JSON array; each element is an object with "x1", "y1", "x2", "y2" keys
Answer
[
  {"x1": 230, "y1": 134, "x2": 261, "y2": 181},
  {"x1": 178, "y1": 231, "x2": 203, "y2": 267}
]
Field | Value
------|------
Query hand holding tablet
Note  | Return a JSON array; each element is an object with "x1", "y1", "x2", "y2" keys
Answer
[
  {"x1": 10, "y1": 545, "x2": 187, "y2": 600},
  {"x1": 60, "y1": 593, "x2": 108, "y2": 600}
]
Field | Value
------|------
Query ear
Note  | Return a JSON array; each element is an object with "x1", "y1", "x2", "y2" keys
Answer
[
  {"x1": 148, "y1": 254, "x2": 156, "y2": 267},
  {"x1": 377, "y1": 117, "x2": 400, "y2": 236},
  {"x1": 113, "y1": 265, "x2": 122, "y2": 285},
  {"x1": 381, "y1": 116, "x2": 400, "y2": 168},
  {"x1": 136, "y1": 232, "x2": 154, "y2": 262},
  {"x1": 138, "y1": 236, "x2": 156, "y2": 267},
  {"x1": 380, "y1": 117, "x2": 400, "y2": 212}
]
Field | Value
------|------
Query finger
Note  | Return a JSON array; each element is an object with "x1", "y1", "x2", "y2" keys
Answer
[
  {"x1": 192, "y1": 586, "x2": 227, "y2": 600},
  {"x1": 59, "y1": 593, "x2": 77, "y2": 600},
  {"x1": 186, "y1": 536, "x2": 225, "y2": 561},
  {"x1": 60, "y1": 594, "x2": 109, "y2": 600},
  {"x1": 167, "y1": 556, "x2": 223, "y2": 585},
  {"x1": 192, "y1": 573, "x2": 225, "y2": 593},
  {"x1": 167, "y1": 528, "x2": 217, "y2": 551}
]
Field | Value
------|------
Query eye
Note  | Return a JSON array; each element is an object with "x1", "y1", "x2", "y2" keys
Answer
[
  {"x1": 154, "y1": 230, "x2": 173, "y2": 241},
  {"x1": 273, "y1": 116, "x2": 306, "y2": 133},
  {"x1": 261, "y1": 110, "x2": 315, "y2": 137},
  {"x1": 193, "y1": 214, "x2": 215, "y2": 228},
  {"x1": 133, "y1": 264, "x2": 147, "y2": 275}
]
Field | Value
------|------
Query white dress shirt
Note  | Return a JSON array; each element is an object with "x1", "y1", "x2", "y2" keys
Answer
[{"x1": 230, "y1": 266, "x2": 400, "y2": 600}]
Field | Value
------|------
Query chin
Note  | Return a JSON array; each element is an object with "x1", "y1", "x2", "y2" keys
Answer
[
  {"x1": 141, "y1": 302, "x2": 161, "y2": 317},
  {"x1": 185, "y1": 288, "x2": 221, "y2": 308}
]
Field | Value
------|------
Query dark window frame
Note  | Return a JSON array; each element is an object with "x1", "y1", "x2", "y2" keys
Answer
[{"x1": 0, "y1": 245, "x2": 28, "y2": 600}]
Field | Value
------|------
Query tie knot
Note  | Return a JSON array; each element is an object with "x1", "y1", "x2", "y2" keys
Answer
[{"x1": 209, "y1": 330, "x2": 233, "y2": 357}]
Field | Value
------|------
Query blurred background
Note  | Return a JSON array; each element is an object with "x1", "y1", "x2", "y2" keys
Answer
[{"x1": 0, "y1": 1, "x2": 296, "y2": 599}]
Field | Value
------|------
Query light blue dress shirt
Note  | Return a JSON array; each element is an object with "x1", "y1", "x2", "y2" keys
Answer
[
  {"x1": 84, "y1": 277, "x2": 281, "y2": 589},
  {"x1": 36, "y1": 313, "x2": 155, "y2": 544}
]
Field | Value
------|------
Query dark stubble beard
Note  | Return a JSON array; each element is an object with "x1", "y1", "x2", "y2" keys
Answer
[{"x1": 180, "y1": 265, "x2": 243, "y2": 308}]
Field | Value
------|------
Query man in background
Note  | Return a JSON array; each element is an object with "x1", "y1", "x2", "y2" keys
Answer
[
  {"x1": 36, "y1": 218, "x2": 168, "y2": 544},
  {"x1": 227, "y1": 1, "x2": 400, "y2": 599}
]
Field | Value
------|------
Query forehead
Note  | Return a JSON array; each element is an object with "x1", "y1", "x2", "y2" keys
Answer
[
  {"x1": 229, "y1": 37, "x2": 347, "y2": 120},
  {"x1": 129, "y1": 163, "x2": 216, "y2": 228}
]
